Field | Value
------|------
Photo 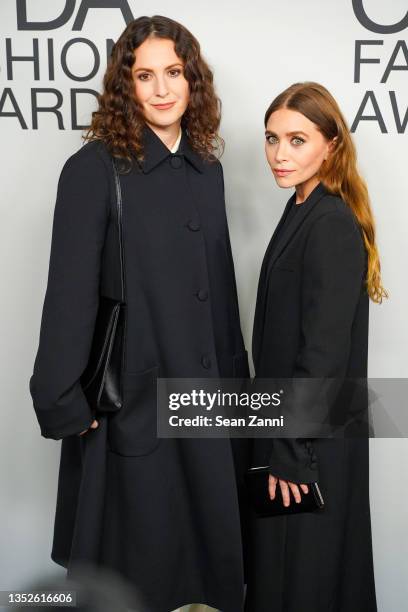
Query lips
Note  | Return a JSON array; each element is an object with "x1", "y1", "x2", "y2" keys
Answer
[
  {"x1": 275, "y1": 169, "x2": 295, "y2": 176},
  {"x1": 152, "y1": 102, "x2": 176, "y2": 110}
]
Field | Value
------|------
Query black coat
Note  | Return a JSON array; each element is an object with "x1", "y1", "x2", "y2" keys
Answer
[
  {"x1": 29, "y1": 125, "x2": 250, "y2": 612},
  {"x1": 245, "y1": 182, "x2": 377, "y2": 611}
]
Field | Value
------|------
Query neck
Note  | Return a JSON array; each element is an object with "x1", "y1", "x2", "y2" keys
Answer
[
  {"x1": 295, "y1": 176, "x2": 320, "y2": 204},
  {"x1": 146, "y1": 121, "x2": 181, "y2": 151}
]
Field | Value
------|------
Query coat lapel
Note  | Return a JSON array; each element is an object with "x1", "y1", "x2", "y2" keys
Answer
[
  {"x1": 267, "y1": 181, "x2": 328, "y2": 272},
  {"x1": 252, "y1": 182, "x2": 328, "y2": 371},
  {"x1": 261, "y1": 193, "x2": 296, "y2": 273},
  {"x1": 252, "y1": 192, "x2": 296, "y2": 368}
]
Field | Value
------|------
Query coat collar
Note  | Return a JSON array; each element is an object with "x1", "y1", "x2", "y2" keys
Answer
[
  {"x1": 266, "y1": 181, "x2": 328, "y2": 271},
  {"x1": 140, "y1": 123, "x2": 204, "y2": 174}
]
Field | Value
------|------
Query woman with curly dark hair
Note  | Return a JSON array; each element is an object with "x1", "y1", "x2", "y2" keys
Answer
[{"x1": 29, "y1": 15, "x2": 249, "y2": 612}]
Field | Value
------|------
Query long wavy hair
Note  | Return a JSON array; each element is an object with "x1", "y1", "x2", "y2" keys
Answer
[
  {"x1": 265, "y1": 81, "x2": 387, "y2": 304},
  {"x1": 84, "y1": 15, "x2": 224, "y2": 162}
]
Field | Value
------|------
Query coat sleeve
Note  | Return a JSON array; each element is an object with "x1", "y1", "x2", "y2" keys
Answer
[
  {"x1": 29, "y1": 147, "x2": 110, "y2": 440},
  {"x1": 267, "y1": 209, "x2": 366, "y2": 483}
]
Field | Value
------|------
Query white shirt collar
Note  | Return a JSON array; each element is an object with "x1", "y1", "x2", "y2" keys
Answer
[{"x1": 170, "y1": 128, "x2": 182, "y2": 153}]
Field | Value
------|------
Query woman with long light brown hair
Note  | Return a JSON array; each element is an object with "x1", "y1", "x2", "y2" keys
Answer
[
  {"x1": 29, "y1": 15, "x2": 249, "y2": 612},
  {"x1": 246, "y1": 82, "x2": 385, "y2": 611}
]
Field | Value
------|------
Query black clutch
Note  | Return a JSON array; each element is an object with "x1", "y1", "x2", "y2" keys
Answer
[
  {"x1": 245, "y1": 466, "x2": 325, "y2": 517},
  {"x1": 80, "y1": 158, "x2": 126, "y2": 415}
]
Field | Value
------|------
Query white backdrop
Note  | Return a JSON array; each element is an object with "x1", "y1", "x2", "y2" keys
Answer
[{"x1": 1, "y1": 1, "x2": 407, "y2": 610}]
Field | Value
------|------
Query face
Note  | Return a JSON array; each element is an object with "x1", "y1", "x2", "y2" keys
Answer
[
  {"x1": 132, "y1": 36, "x2": 190, "y2": 131},
  {"x1": 265, "y1": 108, "x2": 336, "y2": 192}
]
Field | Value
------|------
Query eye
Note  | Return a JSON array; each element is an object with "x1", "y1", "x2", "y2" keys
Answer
[
  {"x1": 168, "y1": 68, "x2": 182, "y2": 77},
  {"x1": 137, "y1": 73, "x2": 151, "y2": 81},
  {"x1": 292, "y1": 137, "x2": 305, "y2": 145},
  {"x1": 266, "y1": 135, "x2": 277, "y2": 145}
]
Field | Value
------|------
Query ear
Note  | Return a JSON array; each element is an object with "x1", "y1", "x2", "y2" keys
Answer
[
  {"x1": 324, "y1": 136, "x2": 338, "y2": 160},
  {"x1": 328, "y1": 136, "x2": 338, "y2": 152}
]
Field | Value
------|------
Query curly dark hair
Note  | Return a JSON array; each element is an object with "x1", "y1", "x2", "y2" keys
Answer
[{"x1": 83, "y1": 15, "x2": 224, "y2": 162}]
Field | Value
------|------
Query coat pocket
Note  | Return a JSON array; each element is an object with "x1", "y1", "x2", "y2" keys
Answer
[{"x1": 107, "y1": 364, "x2": 160, "y2": 457}]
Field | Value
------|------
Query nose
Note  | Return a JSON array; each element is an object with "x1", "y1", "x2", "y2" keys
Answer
[
  {"x1": 154, "y1": 74, "x2": 169, "y2": 98},
  {"x1": 275, "y1": 140, "x2": 289, "y2": 163}
]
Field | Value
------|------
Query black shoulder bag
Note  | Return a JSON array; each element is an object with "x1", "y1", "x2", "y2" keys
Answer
[{"x1": 80, "y1": 157, "x2": 126, "y2": 415}]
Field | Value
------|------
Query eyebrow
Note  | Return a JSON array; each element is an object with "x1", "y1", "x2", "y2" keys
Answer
[
  {"x1": 133, "y1": 63, "x2": 183, "y2": 72},
  {"x1": 265, "y1": 130, "x2": 309, "y2": 137}
]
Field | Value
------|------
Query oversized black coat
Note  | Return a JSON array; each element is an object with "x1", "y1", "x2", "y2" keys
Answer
[
  {"x1": 29, "y1": 125, "x2": 250, "y2": 612},
  {"x1": 245, "y1": 182, "x2": 377, "y2": 611}
]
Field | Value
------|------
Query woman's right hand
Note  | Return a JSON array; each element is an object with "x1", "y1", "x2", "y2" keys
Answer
[
  {"x1": 78, "y1": 419, "x2": 99, "y2": 436},
  {"x1": 268, "y1": 474, "x2": 309, "y2": 506}
]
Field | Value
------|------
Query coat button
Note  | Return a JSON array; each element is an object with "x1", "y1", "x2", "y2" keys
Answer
[
  {"x1": 201, "y1": 355, "x2": 211, "y2": 369},
  {"x1": 196, "y1": 289, "x2": 208, "y2": 301},
  {"x1": 170, "y1": 155, "x2": 182, "y2": 169},
  {"x1": 187, "y1": 219, "x2": 201, "y2": 231}
]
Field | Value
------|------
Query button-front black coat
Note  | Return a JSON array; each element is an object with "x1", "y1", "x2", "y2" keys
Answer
[
  {"x1": 29, "y1": 125, "x2": 250, "y2": 612},
  {"x1": 245, "y1": 182, "x2": 377, "y2": 611}
]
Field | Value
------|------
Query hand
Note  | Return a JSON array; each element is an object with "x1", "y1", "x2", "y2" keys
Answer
[
  {"x1": 78, "y1": 419, "x2": 99, "y2": 436},
  {"x1": 268, "y1": 474, "x2": 309, "y2": 507}
]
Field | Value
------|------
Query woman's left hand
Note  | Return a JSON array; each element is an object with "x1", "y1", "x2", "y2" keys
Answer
[{"x1": 268, "y1": 474, "x2": 309, "y2": 506}]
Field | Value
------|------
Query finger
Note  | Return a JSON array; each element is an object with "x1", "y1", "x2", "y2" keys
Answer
[
  {"x1": 288, "y1": 482, "x2": 301, "y2": 503},
  {"x1": 268, "y1": 475, "x2": 277, "y2": 500},
  {"x1": 78, "y1": 429, "x2": 88, "y2": 436},
  {"x1": 300, "y1": 484, "x2": 309, "y2": 494},
  {"x1": 279, "y1": 479, "x2": 290, "y2": 507}
]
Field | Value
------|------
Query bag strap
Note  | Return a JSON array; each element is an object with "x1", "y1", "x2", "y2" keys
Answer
[{"x1": 111, "y1": 158, "x2": 126, "y2": 303}]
